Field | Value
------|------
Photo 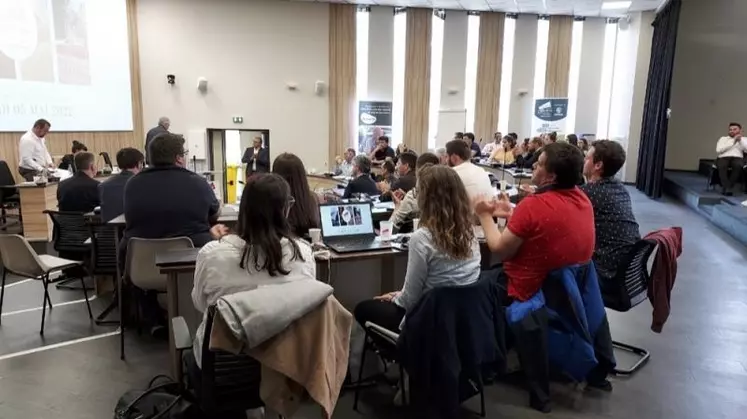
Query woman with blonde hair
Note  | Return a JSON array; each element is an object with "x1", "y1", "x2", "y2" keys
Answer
[{"x1": 354, "y1": 164, "x2": 481, "y2": 332}]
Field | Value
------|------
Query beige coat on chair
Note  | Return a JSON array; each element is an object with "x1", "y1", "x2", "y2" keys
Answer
[{"x1": 209, "y1": 296, "x2": 353, "y2": 419}]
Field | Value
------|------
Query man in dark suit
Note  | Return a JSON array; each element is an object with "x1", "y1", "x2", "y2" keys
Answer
[
  {"x1": 98, "y1": 147, "x2": 144, "y2": 222},
  {"x1": 242, "y1": 136, "x2": 270, "y2": 178},
  {"x1": 144, "y1": 116, "x2": 170, "y2": 165},
  {"x1": 57, "y1": 152, "x2": 100, "y2": 212},
  {"x1": 343, "y1": 155, "x2": 379, "y2": 199}
]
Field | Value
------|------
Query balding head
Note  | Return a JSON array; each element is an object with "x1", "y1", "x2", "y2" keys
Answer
[{"x1": 158, "y1": 117, "x2": 171, "y2": 130}]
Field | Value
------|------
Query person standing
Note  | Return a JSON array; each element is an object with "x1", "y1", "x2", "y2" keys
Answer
[
  {"x1": 715, "y1": 122, "x2": 747, "y2": 196},
  {"x1": 145, "y1": 117, "x2": 170, "y2": 164},
  {"x1": 242, "y1": 136, "x2": 270, "y2": 179},
  {"x1": 18, "y1": 119, "x2": 54, "y2": 181}
]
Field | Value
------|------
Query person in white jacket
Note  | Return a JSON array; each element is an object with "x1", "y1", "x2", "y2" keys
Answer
[
  {"x1": 715, "y1": 122, "x2": 747, "y2": 195},
  {"x1": 190, "y1": 173, "x2": 316, "y2": 369}
]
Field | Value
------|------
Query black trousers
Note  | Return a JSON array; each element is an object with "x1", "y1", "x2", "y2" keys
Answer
[
  {"x1": 354, "y1": 299, "x2": 406, "y2": 334},
  {"x1": 716, "y1": 156, "x2": 743, "y2": 191},
  {"x1": 18, "y1": 167, "x2": 37, "y2": 182}
]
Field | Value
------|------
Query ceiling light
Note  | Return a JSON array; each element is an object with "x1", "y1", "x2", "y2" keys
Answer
[{"x1": 602, "y1": 1, "x2": 632, "y2": 10}]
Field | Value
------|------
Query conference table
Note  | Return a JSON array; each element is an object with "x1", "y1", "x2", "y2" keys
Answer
[
  {"x1": 0, "y1": 174, "x2": 112, "y2": 241},
  {"x1": 155, "y1": 232, "x2": 499, "y2": 378},
  {"x1": 476, "y1": 162, "x2": 533, "y2": 187}
]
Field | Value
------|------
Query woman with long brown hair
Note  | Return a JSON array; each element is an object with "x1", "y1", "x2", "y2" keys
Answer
[
  {"x1": 271, "y1": 153, "x2": 320, "y2": 238},
  {"x1": 353, "y1": 164, "x2": 481, "y2": 333}
]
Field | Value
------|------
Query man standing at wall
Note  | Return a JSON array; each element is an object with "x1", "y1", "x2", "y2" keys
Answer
[
  {"x1": 144, "y1": 116, "x2": 170, "y2": 164},
  {"x1": 715, "y1": 122, "x2": 747, "y2": 196}
]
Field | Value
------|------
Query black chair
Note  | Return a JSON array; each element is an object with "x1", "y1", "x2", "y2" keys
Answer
[
  {"x1": 44, "y1": 210, "x2": 92, "y2": 290},
  {"x1": 87, "y1": 218, "x2": 119, "y2": 325},
  {"x1": 100, "y1": 152, "x2": 113, "y2": 170},
  {"x1": 708, "y1": 162, "x2": 747, "y2": 192},
  {"x1": 601, "y1": 239, "x2": 658, "y2": 375},
  {"x1": 172, "y1": 307, "x2": 282, "y2": 418},
  {"x1": 353, "y1": 322, "x2": 409, "y2": 412},
  {"x1": 0, "y1": 161, "x2": 20, "y2": 231}
]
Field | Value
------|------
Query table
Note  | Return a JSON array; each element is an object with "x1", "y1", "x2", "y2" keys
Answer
[
  {"x1": 155, "y1": 238, "x2": 499, "y2": 378},
  {"x1": 307, "y1": 174, "x2": 348, "y2": 191},
  {"x1": 476, "y1": 163, "x2": 533, "y2": 186}
]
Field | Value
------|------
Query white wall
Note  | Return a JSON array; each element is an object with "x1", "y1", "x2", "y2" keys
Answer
[
  {"x1": 666, "y1": 0, "x2": 745, "y2": 170},
  {"x1": 137, "y1": 0, "x2": 330, "y2": 170},
  {"x1": 507, "y1": 15, "x2": 538, "y2": 138},
  {"x1": 575, "y1": 18, "x2": 605, "y2": 136},
  {"x1": 440, "y1": 11, "x2": 468, "y2": 111},
  {"x1": 367, "y1": 6, "x2": 394, "y2": 102}
]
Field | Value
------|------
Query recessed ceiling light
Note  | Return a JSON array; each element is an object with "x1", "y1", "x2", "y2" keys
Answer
[{"x1": 602, "y1": 1, "x2": 633, "y2": 10}]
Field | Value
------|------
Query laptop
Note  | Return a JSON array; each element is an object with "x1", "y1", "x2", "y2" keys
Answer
[{"x1": 319, "y1": 202, "x2": 392, "y2": 253}]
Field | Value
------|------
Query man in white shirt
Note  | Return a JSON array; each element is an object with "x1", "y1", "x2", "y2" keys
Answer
[
  {"x1": 715, "y1": 122, "x2": 747, "y2": 195},
  {"x1": 18, "y1": 119, "x2": 53, "y2": 181},
  {"x1": 482, "y1": 132, "x2": 502, "y2": 156},
  {"x1": 335, "y1": 147, "x2": 355, "y2": 177},
  {"x1": 445, "y1": 139, "x2": 494, "y2": 199}
]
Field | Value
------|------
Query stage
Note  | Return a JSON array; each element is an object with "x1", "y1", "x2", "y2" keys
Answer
[{"x1": 663, "y1": 170, "x2": 747, "y2": 246}]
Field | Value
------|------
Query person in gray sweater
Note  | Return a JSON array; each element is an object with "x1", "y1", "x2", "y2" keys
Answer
[{"x1": 354, "y1": 165, "x2": 481, "y2": 333}]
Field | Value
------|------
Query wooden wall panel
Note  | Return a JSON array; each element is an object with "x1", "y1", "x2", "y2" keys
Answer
[
  {"x1": 403, "y1": 8, "x2": 432, "y2": 153},
  {"x1": 328, "y1": 3, "x2": 357, "y2": 165},
  {"x1": 0, "y1": 0, "x2": 143, "y2": 182}
]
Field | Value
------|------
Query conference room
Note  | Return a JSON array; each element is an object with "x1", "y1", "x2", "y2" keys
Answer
[{"x1": 0, "y1": 0, "x2": 744, "y2": 418}]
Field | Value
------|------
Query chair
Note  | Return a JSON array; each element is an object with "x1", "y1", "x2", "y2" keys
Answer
[
  {"x1": 172, "y1": 307, "x2": 281, "y2": 418},
  {"x1": 87, "y1": 219, "x2": 119, "y2": 325},
  {"x1": 353, "y1": 322, "x2": 409, "y2": 412},
  {"x1": 44, "y1": 210, "x2": 92, "y2": 290},
  {"x1": 99, "y1": 152, "x2": 113, "y2": 171},
  {"x1": 707, "y1": 162, "x2": 747, "y2": 192},
  {"x1": 0, "y1": 234, "x2": 93, "y2": 334},
  {"x1": 120, "y1": 237, "x2": 194, "y2": 359},
  {"x1": 0, "y1": 161, "x2": 20, "y2": 231},
  {"x1": 601, "y1": 239, "x2": 658, "y2": 375}
]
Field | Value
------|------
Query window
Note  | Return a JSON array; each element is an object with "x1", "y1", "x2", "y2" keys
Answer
[
  {"x1": 596, "y1": 19, "x2": 619, "y2": 139},
  {"x1": 532, "y1": 17, "x2": 550, "y2": 104},
  {"x1": 428, "y1": 11, "x2": 445, "y2": 149},
  {"x1": 391, "y1": 9, "x2": 407, "y2": 149},
  {"x1": 565, "y1": 18, "x2": 585, "y2": 134},
  {"x1": 497, "y1": 15, "x2": 517, "y2": 135},
  {"x1": 464, "y1": 13, "x2": 480, "y2": 134},
  {"x1": 356, "y1": 8, "x2": 370, "y2": 103}
]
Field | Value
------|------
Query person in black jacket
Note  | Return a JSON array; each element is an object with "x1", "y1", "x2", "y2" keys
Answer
[
  {"x1": 57, "y1": 141, "x2": 88, "y2": 172},
  {"x1": 98, "y1": 147, "x2": 144, "y2": 222},
  {"x1": 342, "y1": 155, "x2": 379, "y2": 199},
  {"x1": 242, "y1": 136, "x2": 270, "y2": 178},
  {"x1": 517, "y1": 137, "x2": 543, "y2": 169},
  {"x1": 57, "y1": 152, "x2": 100, "y2": 212}
]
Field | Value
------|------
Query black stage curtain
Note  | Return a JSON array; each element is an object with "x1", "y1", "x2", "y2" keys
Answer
[{"x1": 636, "y1": 0, "x2": 682, "y2": 198}]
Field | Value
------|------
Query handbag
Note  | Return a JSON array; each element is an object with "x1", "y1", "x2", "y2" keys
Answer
[{"x1": 114, "y1": 375, "x2": 204, "y2": 419}]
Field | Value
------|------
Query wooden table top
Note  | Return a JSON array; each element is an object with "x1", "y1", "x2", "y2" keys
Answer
[{"x1": 108, "y1": 206, "x2": 239, "y2": 226}]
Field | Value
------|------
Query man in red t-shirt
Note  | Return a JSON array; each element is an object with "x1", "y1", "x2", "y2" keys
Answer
[{"x1": 475, "y1": 142, "x2": 595, "y2": 301}]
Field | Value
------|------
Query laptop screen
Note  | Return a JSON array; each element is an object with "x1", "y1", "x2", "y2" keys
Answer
[{"x1": 319, "y1": 203, "x2": 374, "y2": 238}]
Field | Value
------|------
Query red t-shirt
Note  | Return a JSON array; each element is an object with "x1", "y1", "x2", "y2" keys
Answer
[{"x1": 504, "y1": 187, "x2": 595, "y2": 301}]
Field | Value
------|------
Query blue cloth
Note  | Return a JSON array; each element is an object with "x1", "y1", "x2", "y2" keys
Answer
[{"x1": 506, "y1": 262, "x2": 613, "y2": 382}]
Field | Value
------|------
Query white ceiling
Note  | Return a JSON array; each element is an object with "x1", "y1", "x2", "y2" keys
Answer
[{"x1": 291, "y1": 0, "x2": 666, "y2": 16}]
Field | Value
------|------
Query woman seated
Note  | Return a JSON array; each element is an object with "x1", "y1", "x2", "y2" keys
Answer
[
  {"x1": 58, "y1": 141, "x2": 87, "y2": 172},
  {"x1": 190, "y1": 173, "x2": 316, "y2": 369},
  {"x1": 377, "y1": 159, "x2": 396, "y2": 184},
  {"x1": 489, "y1": 135, "x2": 517, "y2": 165},
  {"x1": 271, "y1": 153, "x2": 320, "y2": 238},
  {"x1": 354, "y1": 165, "x2": 481, "y2": 333}
]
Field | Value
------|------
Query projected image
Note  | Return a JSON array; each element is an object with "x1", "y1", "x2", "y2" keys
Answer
[
  {"x1": 0, "y1": 0, "x2": 90, "y2": 85},
  {"x1": 53, "y1": 0, "x2": 91, "y2": 85},
  {"x1": 331, "y1": 206, "x2": 364, "y2": 228}
]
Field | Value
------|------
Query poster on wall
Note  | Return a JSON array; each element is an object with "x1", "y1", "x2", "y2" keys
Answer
[
  {"x1": 358, "y1": 101, "x2": 392, "y2": 154},
  {"x1": 531, "y1": 98, "x2": 568, "y2": 135}
]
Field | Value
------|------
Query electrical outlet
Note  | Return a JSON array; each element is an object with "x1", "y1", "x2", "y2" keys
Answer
[{"x1": 232, "y1": 116, "x2": 244, "y2": 124}]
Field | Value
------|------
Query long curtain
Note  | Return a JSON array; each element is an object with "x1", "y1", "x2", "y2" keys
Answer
[
  {"x1": 328, "y1": 4, "x2": 357, "y2": 165},
  {"x1": 473, "y1": 12, "x2": 505, "y2": 145},
  {"x1": 544, "y1": 15, "x2": 573, "y2": 98},
  {"x1": 403, "y1": 8, "x2": 432, "y2": 153},
  {"x1": 636, "y1": 0, "x2": 682, "y2": 198}
]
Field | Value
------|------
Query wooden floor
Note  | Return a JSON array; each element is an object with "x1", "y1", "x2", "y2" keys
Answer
[{"x1": 1, "y1": 187, "x2": 747, "y2": 418}]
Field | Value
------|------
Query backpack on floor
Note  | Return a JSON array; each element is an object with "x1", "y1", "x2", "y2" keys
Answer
[{"x1": 114, "y1": 375, "x2": 204, "y2": 419}]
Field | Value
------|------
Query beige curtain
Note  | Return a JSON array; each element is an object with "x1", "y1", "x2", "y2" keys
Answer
[
  {"x1": 403, "y1": 8, "x2": 432, "y2": 153},
  {"x1": 328, "y1": 4, "x2": 357, "y2": 165},
  {"x1": 545, "y1": 15, "x2": 573, "y2": 98},
  {"x1": 473, "y1": 12, "x2": 505, "y2": 145}
]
